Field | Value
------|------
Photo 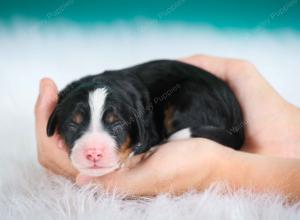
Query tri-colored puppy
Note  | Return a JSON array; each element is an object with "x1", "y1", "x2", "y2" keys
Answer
[{"x1": 47, "y1": 60, "x2": 244, "y2": 176}]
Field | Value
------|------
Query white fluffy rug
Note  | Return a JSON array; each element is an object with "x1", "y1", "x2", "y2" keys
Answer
[{"x1": 0, "y1": 21, "x2": 300, "y2": 219}]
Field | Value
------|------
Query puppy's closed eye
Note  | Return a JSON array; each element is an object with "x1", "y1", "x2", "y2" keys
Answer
[{"x1": 104, "y1": 111, "x2": 119, "y2": 124}]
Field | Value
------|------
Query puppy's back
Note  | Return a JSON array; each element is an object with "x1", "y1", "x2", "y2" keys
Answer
[{"x1": 127, "y1": 60, "x2": 245, "y2": 149}]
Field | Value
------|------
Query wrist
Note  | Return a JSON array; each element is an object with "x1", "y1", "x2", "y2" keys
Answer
[{"x1": 214, "y1": 149, "x2": 276, "y2": 192}]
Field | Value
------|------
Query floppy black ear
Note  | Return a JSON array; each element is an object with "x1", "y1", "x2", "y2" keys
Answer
[
  {"x1": 132, "y1": 110, "x2": 148, "y2": 154},
  {"x1": 47, "y1": 107, "x2": 58, "y2": 137},
  {"x1": 45, "y1": 75, "x2": 97, "y2": 137},
  {"x1": 131, "y1": 105, "x2": 159, "y2": 155}
]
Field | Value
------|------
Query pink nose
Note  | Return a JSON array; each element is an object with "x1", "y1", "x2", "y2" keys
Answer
[{"x1": 86, "y1": 148, "x2": 103, "y2": 162}]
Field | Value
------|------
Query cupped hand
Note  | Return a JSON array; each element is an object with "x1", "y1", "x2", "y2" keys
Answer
[
  {"x1": 36, "y1": 55, "x2": 300, "y2": 196},
  {"x1": 34, "y1": 78, "x2": 232, "y2": 194},
  {"x1": 76, "y1": 138, "x2": 233, "y2": 196},
  {"x1": 75, "y1": 55, "x2": 300, "y2": 195},
  {"x1": 35, "y1": 78, "x2": 78, "y2": 180},
  {"x1": 181, "y1": 55, "x2": 300, "y2": 157}
]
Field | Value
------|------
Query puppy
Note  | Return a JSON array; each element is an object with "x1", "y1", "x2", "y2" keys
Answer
[{"x1": 47, "y1": 60, "x2": 244, "y2": 176}]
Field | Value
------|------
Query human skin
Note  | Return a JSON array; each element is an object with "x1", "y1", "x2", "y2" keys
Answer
[
  {"x1": 35, "y1": 55, "x2": 300, "y2": 199},
  {"x1": 181, "y1": 55, "x2": 300, "y2": 157}
]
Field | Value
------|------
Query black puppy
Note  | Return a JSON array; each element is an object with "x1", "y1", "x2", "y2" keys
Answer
[{"x1": 47, "y1": 60, "x2": 244, "y2": 176}]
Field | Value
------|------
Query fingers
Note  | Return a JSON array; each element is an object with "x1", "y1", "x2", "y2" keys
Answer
[
  {"x1": 122, "y1": 153, "x2": 145, "y2": 169},
  {"x1": 76, "y1": 155, "x2": 156, "y2": 195},
  {"x1": 75, "y1": 139, "x2": 219, "y2": 196},
  {"x1": 76, "y1": 168, "x2": 143, "y2": 195},
  {"x1": 180, "y1": 55, "x2": 293, "y2": 152},
  {"x1": 179, "y1": 54, "x2": 257, "y2": 82},
  {"x1": 35, "y1": 78, "x2": 58, "y2": 131},
  {"x1": 180, "y1": 54, "x2": 229, "y2": 80},
  {"x1": 34, "y1": 78, "x2": 78, "y2": 179}
]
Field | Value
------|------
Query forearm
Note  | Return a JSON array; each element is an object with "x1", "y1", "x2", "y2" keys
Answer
[{"x1": 218, "y1": 149, "x2": 300, "y2": 202}]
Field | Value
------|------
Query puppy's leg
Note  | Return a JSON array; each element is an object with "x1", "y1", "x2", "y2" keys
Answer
[{"x1": 168, "y1": 128, "x2": 191, "y2": 142}]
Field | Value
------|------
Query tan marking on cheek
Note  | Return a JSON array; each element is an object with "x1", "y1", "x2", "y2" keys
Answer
[
  {"x1": 117, "y1": 135, "x2": 133, "y2": 164},
  {"x1": 73, "y1": 113, "x2": 83, "y2": 124},
  {"x1": 164, "y1": 105, "x2": 175, "y2": 135}
]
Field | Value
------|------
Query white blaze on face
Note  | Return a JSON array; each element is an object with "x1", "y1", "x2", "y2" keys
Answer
[
  {"x1": 70, "y1": 88, "x2": 119, "y2": 177},
  {"x1": 89, "y1": 88, "x2": 107, "y2": 131}
]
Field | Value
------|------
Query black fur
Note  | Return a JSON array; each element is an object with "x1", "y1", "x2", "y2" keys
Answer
[{"x1": 47, "y1": 60, "x2": 244, "y2": 154}]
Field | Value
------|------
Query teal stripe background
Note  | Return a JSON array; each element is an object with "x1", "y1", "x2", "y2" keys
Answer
[{"x1": 0, "y1": 0, "x2": 299, "y2": 30}]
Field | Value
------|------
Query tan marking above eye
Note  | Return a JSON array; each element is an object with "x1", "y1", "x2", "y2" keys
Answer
[
  {"x1": 105, "y1": 112, "x2": 119, "y2": 124},
  {"x1": 73, "y1": 113, "x2": 83, "y2": 124}
]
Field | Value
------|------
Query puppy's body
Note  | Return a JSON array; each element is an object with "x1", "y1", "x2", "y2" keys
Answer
[{"x1": 47, "y1": 60, "x2": 244, "y2": 176}]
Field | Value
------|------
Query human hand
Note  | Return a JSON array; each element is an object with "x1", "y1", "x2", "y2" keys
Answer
[
  {"x1": 76, "y1": 138, "x2": 233, "y2": 196},
  {"x1": 75, "y1": 55, "x2": 300, "y2": 196},
  {"x1": 77, "y1": 137, "x2": 300, "y2": 200},
  {"x1": 181, "y1": 55, "x2": 300, "y2": 157},
  {"x1": 36, "y1": 55, "x2": 300, "y2": 197},
  {"x1": 35, "y1": 78, "x2": 78, "y2": 180},
  {"x1": 34, "y1": 76, "x2": 231, "y2": 192}
]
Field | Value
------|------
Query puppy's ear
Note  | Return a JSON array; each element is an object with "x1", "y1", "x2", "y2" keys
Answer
[
  {"x1": 132, "y1": 109, "x2": 147, "y2": 154},
  {"x1": 47, "y1": 107, "x2": 58, "y2": 136},
  {"x1": 131, "y1": 104, "x2": 159, "y2": 155},
  {"x1": 46, "y1": 75, "x2": 96, "y2": 137}
]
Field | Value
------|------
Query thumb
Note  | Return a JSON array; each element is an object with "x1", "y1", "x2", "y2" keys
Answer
[{"x1": 35, "y1": 78, "x2": 58, "y2": 132}]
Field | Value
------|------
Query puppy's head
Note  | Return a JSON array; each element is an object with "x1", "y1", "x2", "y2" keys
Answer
[{"x1": 47, "y1": 81, "x2": 146, "y2": 176}]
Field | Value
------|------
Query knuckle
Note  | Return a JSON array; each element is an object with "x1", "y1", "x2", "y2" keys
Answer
[
  {"x1": 190, "y1": 54, "x2": 203, "y2": 60},
  {"x1": 230, "y1": 59, "x2": 256, "y2": 72}
]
